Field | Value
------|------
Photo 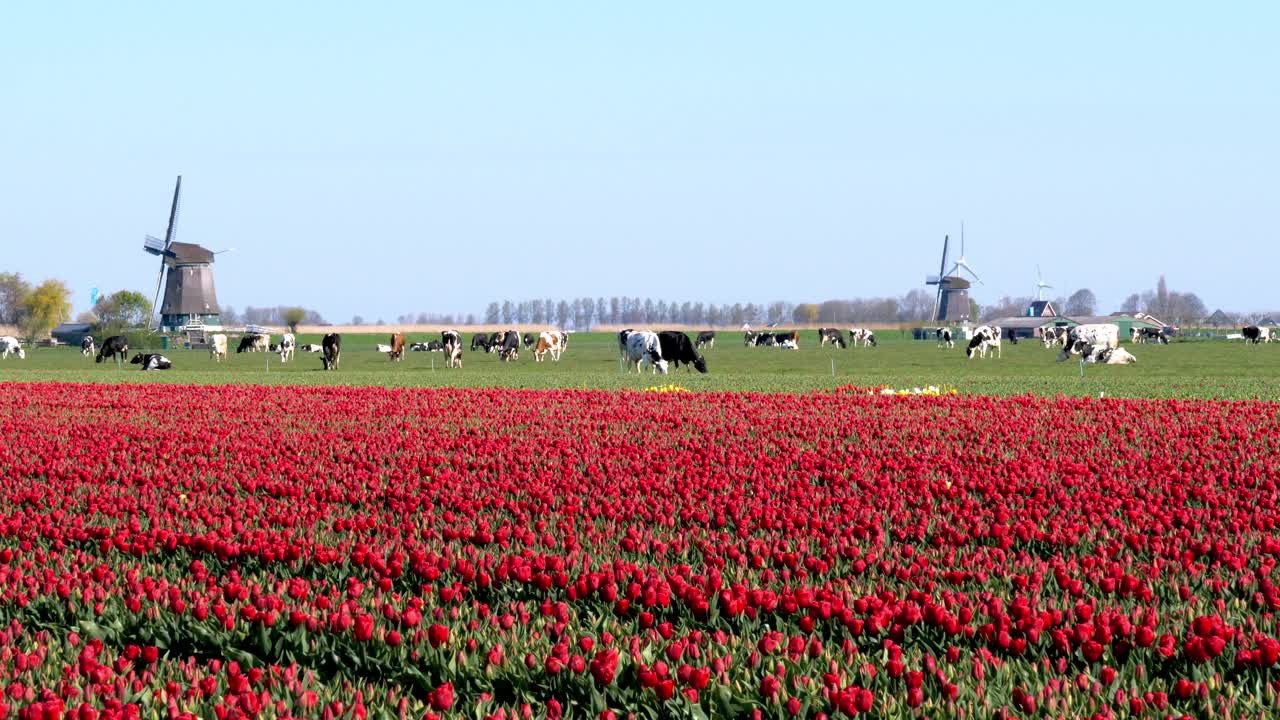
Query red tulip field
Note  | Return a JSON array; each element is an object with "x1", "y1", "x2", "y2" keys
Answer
[{"x1": 1, "y1": 381, "x2": 1278, "y2": 719}]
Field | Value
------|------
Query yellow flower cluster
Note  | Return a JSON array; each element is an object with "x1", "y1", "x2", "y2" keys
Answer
[{"x1": 644, "y1": 384, "x2": 691, "y2": 394}]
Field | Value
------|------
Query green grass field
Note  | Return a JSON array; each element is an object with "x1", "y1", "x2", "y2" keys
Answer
[{"x1": 1, "y1": 330, "x2": 1276, "y2": 400}]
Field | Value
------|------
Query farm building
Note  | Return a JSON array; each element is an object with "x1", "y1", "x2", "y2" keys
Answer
[
  {"x1": 1203, "y1": 309, "x2": 1233, "y2": 327},
  {"x1": 986, "y1": 316, "x2": 1076, "y2": 340},
  {"x1": 1026, "y1": 300, "x2": 1059, "y2": 317},
  {"x1": 50, "y1": 322, "x2": 94, "y2": 346}
]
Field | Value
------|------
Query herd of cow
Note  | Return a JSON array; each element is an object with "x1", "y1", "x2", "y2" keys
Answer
[{"x1": 1, "y1": 321, "x2": 1275, "y2": 373}]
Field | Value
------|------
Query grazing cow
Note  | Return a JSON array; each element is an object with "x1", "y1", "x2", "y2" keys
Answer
[
  {"x1": 619, "y1": 329, "x2": 636, "y2": 358},
  {"x1": 937, "y1": 328, "x2": 954, "y2": 349},
  {"x1": 1130, "y1": 327, "x2": 1168, "y2": 345},
  {"x1": 498, "y1": 330, "x2": 521, "y2": 361},
  {"x1": 442, "y1": 330, "x2": 462, "y2": 368},
  {"x1": 743, "y1": 331, "x2": 759, "y2": 347},
  {"x1": 966, "y1": 325, "x2": 1003, "y2": 359},
  {"x1": 848, "y1": 328, "x2": 877, "y2": 348},
  {"x1": 236, "y1": 334, "x2": 269, "y2": 353},
  {"x1": 1041, "y1": 326, "x2": 1070, "y2": 349},
  {"x1": 624, "y1": 331, "x2": 668, "y2": 374},
  {"x1": 1243, "y1": 326, "x2": 1271, "y2": 345},
  {"x1": 819, "y1": 328, "x2": 846, "y2": 348},
  {"x1": 523, "y1": 333, "x2": 537, "y2": 350},
  {"x1": 209, "y1": 334, "x2": 228, "y2": 362},
  {"x1": 321, "y1": 333, "x2": 341, "y2": 370},
  {"x1": 471, "y1": 333, "x2": 491, "y2": 352},
  {"x1": 0, "y1": 336, "x2": 24, "y2": 360},
  {"x1": 129, "y1": 353, "x2": 172, "y2": 371},
  {"x1": 389, "y1": 333, "x2": 406, "y2": 361},
  {"x1": 96, "y1": 335, "x2": 129, "y2": 364},
  {"x1": 695, "y1": 331, "x2": 716, "y2": 350},
  {"x1": 1056, "y1": 324, "x2": 1120, "y2": 361},
  {"x1": 300, "y1": 343, "x2": 325, "y2": 353},
  {"x1": 533, "y1": 331, "x2": 563, "y2": 362},
  {"x1": 763, "y1": 330, "x2": 800, "y2": 349},
  {"x1": 80, "y1": 336, "x2": 96, "y2": 358},
  {"x1": 657, "y1": 331, "x2": 708, "y2": 373},
  {"x1": 278, "y1": 333, "x2": 296, "y2": 362}
]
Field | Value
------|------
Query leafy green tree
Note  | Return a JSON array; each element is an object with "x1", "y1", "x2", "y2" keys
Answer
[
  {"x1": 21, "y1": 279, "x2": 72, "y2": 339},
  {"x1": 283, "y1": 307, "x2": 306, "y2": 333},
  {"x1": 93, "y1": 290, "x2": 153, "y2": 330}
]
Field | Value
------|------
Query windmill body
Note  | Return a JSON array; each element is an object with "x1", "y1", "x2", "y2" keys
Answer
[
  {"x1": 925, "y1": 230, "x2": 982, "y2": 323},
  {"x1": 143, "y1": 177, "x2": 222, "y2": 331}
]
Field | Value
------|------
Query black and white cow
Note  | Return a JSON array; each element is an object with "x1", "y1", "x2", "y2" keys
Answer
[
  {"x1": 321, "y1": 333, "x2": 341, "y2": 370},
  {"x1": 1041, "y1": 326, "x2": 1070, "y2": 349},
  {"x1": 619, "y1": 329, "x2": 637, "y2": 358},
  {"x1": 848, "y1": 328, "x2": 877, "y2": 348},
  {"x1": 279, "y1": 333, "x2": 297, "y2": 362},
  {"x1": 1243, "y1": 326, "x2": 1271, "y2": 345},
  {"x1": 442, "y1": 330, "x2": 462, "y2": 368},
  {"x1": 523, "y1": 333, "x2": 538, "y2": 350},
  {"x1": 937, "y1": 328, "x2": 954, "y2": 349},
  {"x1": 487, "y1": 332, "x2": 502, "y2": 353},
  {"x1": 236, "y1": 334, "x2": 269, "y2": 354},
  {"x1": 470, "y1": 333, "x2": 491, "y2": 352},
  {"x1": 624, "y1": 331, "x2": 668, "y2": 374},
  {"x1": 1056, "y1": 324, "x2": 1120, "y2": 361},
  {"x1": 129, "y1": 353, "x2": 172, "y2": 371},
  {"x1": 743, "y1": 330, "x2": 759, "y2": 347},
  {"x1": 498, "y1": 330, "x2": 520, "y2": 361},
  {"x1": 0, "y1": 336, "x2": 24, "y2": 360},
  {"x1": 1130, "y1": 327, "x2": 1168, "y2": 345},
  {"x1": 751, "y1": 330, "x2": 799, "y2": 349},
  {"x1": 96, "y1": 335, "x2": 129, "y2": 364},
  {"x1": 657, "y1": 331, "x2": 708, "y2": 373},
  {"x1": 427, "y1": 340, "x2": 444, "y2": 352},
  {"x1": 300, "y1": 343, "x2": 325, "y2": 353},
  {"x1": 818, "y1": 328, "x2": 846, "y2": 348},
  {"x1": 80, "y1": 335, "x2": 96, "y2": 358},
  {"x1": 966, "y1": 325, "x2": 1003, "y2": 359},
  {"x1": 695, "y1": 331, "x2": 716, "y2": 350}
]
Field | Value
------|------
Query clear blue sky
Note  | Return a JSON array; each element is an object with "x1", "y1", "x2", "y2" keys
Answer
[{"x1": 2, "y1": 2, "x2": 1276, "y2": 322}]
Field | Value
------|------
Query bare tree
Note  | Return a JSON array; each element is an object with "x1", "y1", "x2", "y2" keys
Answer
[{"x1": 1065, "y1": 289, "x2": 1097, "y2": 316}]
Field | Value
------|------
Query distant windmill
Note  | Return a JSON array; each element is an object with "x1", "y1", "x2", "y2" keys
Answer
[
  {"x1": 143, "y1": 176, "x2": 221, "y2": 331},
  {"x1": 1035, "y1": 264, "x2": 1053, "y2": 301},
  {"x1": 925, "y1": 225, "x2": 983, "y2": 323}
]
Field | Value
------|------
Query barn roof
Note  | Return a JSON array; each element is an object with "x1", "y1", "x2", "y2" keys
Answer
[
  {"x1": 1075, "y1": 315, "x2": 1162, "y2": 329},
  {"x1": 987, "y1": 316, "x2": 1072, "y2": 329}
]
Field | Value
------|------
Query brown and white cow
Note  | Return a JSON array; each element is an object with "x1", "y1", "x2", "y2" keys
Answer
[
  {"x1": 534, "y1": 331, "x2": 563, "y2": 362},
  {"x1": 389, "y1": 333, "x2": 406, "y2": 361}
]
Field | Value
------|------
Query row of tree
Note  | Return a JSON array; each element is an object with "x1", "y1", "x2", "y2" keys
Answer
[
  {"x1": 220, "y1": 306, "x2": 326, "y2": 329},
  {"x1": 473, "y1": 280, "x2": 1217, "y2": 331},
  {"x1": 474, "y1": 292, "x2": 958, "y2": 330}
]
